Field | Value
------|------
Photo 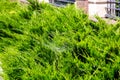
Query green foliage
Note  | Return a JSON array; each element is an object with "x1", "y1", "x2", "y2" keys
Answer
[{"x1": 0, "y1": 1, "x2": 120, "y2": 80}]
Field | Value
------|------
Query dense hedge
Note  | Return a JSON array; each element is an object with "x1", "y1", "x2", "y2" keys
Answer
[{"x1": 0, "y1": 0, "x2": 120, "y2": 80}]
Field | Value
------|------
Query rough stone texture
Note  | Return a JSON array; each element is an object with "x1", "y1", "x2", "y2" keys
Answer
[{"x1": 75, "y1": 0, "x2": 88, "y2": 13}]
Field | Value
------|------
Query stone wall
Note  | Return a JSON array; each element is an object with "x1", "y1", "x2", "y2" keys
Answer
[
  {"x1": 75, "y1": 0, "x2": 88, "y2": 13},
  {"x1": 75, "y1": 0, "x2": 108, "y2": 17},
  {"x1": 88, "y1": 0, "x2": 108, "y2": 17}
]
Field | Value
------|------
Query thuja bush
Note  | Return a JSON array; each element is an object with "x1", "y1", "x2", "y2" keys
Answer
[{"x1": 0, "y1": 0, "x2": 120, "y2": 80}]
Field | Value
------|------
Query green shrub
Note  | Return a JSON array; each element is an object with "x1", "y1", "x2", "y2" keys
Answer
[{"x1": 0, "y1": 1, "x2": 120, "y2": 80}]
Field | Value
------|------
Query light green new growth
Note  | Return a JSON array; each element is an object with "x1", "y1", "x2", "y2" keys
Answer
[{"x1": 0, "y1": 0, "x2": 120, "y2": 80}]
